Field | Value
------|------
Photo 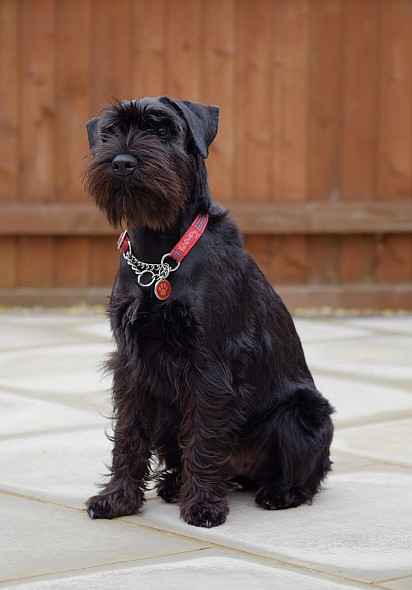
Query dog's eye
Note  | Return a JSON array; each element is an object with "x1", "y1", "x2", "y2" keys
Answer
[
  {"x1": 155, "y1": 126, "x2": 168, "y2": 138},
  {"x1": 102, "y1": 126, "x2": 115, "y2": 135},
  {"x1": 101, "y1": 126, "x2": 116, "y2": 142}
]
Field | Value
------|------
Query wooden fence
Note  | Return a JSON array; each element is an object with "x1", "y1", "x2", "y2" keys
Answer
[{"x1": 1, "y1": 0, "x2": 412, "y2": 309}]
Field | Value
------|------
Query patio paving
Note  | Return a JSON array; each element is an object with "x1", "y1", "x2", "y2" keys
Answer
[{"x1": 1, "y1": 311, "x2": 411, "y2": 589}]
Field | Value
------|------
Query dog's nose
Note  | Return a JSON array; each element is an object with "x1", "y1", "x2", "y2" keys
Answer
[{"x1": 112, "y1": 154, "x2": 137, "y2": 176}]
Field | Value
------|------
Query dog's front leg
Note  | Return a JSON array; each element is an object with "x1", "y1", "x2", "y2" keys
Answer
[
  {"x1": 87, "y1": 368, "x2": 151, "y2": 519},
  {"x1": 178, "y1": 364, "x2": 236, "y2": 528}
]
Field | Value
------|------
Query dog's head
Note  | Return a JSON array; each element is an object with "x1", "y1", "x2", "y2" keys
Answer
[{"x1": 82, "y1": 96, "x2": 219, "y2": 231}]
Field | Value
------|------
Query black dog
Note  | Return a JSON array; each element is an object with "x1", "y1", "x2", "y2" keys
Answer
[{"x1": 83, "y1": 96, "x2": 334, "y2": 528}]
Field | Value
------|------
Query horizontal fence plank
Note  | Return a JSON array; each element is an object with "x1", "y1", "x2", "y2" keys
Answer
[
  {"x1": 1, "y1": 284, "x2": 411, "y2": 311},
  {"x1": 1, "y1": 201, "x2": 412, "y2": 235}
]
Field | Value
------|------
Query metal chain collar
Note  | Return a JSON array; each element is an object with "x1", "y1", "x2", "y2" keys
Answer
[{"x1": 122, "y1": 246, "x2": 180, "y2": 288}]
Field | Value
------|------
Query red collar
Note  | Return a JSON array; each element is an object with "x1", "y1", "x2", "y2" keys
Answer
[{"x1": 117, "y1": 213, "x2": 209, "y2": 300}]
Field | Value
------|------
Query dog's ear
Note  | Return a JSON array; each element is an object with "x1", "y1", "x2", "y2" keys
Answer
[
  {"x1": 164, "y1": 97, "x2": 219, "y2": 159},
  {"x1": 86, "y1": 117, "x2": 101, "y2": 149}
]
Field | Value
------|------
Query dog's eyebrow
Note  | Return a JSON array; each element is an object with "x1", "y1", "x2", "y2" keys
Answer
[{"x1": 145, "y1": 112, "x2": 176, "y2": 127}]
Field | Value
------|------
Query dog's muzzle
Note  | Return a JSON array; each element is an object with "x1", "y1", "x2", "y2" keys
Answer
[{"x1": 112, "y1": 154, "x2": 137, "y2": 177}]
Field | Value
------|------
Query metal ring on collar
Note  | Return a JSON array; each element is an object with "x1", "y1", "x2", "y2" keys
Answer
[
  {"x1": 138, "y1": 271, "x2": 156, "y2": 287},
  {"x1": 161, "y1": 254, "x2": 180, "y2": 272}
]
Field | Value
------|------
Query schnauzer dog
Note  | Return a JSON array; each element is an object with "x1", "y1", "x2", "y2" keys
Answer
[{"x1": 83, "y1": 96, "x2": 334, "y2": 528}]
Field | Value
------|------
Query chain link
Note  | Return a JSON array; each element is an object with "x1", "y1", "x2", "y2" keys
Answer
[{"x1": 123, "y1": 248, "x2": 179, "y2": 288}]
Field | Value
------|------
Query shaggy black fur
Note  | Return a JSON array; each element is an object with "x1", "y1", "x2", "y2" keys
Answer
[{"x1": 83, "y1": 96, "x2": 334, "y2": 528}]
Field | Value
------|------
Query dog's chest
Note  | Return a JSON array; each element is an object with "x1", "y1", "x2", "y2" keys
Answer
[{"x1": 114, "y1": 295, "x2": 199, "y2": 398}]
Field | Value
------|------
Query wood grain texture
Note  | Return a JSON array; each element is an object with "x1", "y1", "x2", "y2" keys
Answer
[
  {"x1": 2, "y1": 201, "x2": 412, "y2": 235},
  {"x1": 54, "y1": 237, "x2": 89, "y2": 288},
  {"x1": 377, "y1": 0, "x2": 412, "y2": 200},
  {"x1": 340, "y1": 0, "x2": 379, "y2": 201},
  {"x1": 55, "y1": 0, "x2": 92, "y2": 200},
  {"x1": 202, "y1": 0, "x2": 236, "y2": 200},
  {"x1": 0, "y1": 237, "x2": 17, "y2": 288},
  {"x1": 0, "y1": 0, "x2": 19, "y2": 201},
  {"x1": 90, "y1": 0, "x2": 132, "y2": 111},
  {"x1": 166, "y1": 0, "x2": 202, "y2": 100},
  {"x1": 272, "y1": 0, "x2": 310, "y2": 202},
  {"x1": 17, "y1": 237, "x2": 54, "y2": 288},
  {"x1": 374, "y1": 234, "x2": 412, "y2": 284},
  {"x1": 0, "y1": 0, "x2": 411, "y2": 305},
  {"x1": 235, "y1": 0, "x2": 273, "y2": 201},
  {"x1": 306, "y1": 236, "x2": 337, "y2": 286},
  {"x1": 20, "y1": 0, "x2": 57, "y2": 202},
  {"x1": 245, "y1": 235, "x2": 307, "y2": 285},
  {"x1": 131, "y1": 0, "x2": 167, "y2": 98},
  {"x1": 337, "y1": 235, "x2": 373, "y2": 284},
  {"x1": 89, "y1": 237, "x2": 119, "y2": 286},
  {"x1": 308, "y1": 0, "x2": 343, "y2": 202}
]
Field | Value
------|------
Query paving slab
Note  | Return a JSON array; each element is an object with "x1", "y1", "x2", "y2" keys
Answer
[
  {"x1": 333, "y1": 418, "x2": 412, "y2": 467},
  {"x1": 0, "y1": 427, "x2": 111, "y2": 508},
  {"x1": 126, "y1": 467, "x2": 412, "y2": 583},
  {"x1": 0, "y1": 320, "x2": 89, "y2": 352},
  {"x1": 70, "y1": 321, "x2": 113, "y2": 341},
  {"x1": 329, "y1": 450, "x2": 378, "y2": 473},
  {"x1": 1, "y1": 312, "x2": 411, "y2": 588},
  {"x1": 0, "y1": 426, "x2": 158, "y2": 508},
  {"x1": 304, "y1": 335, "x2": 412, "y2": 383},
  {"x1": 0, "y1": 343, "x2": 113, "y2": 397},
  {"x1": 313, "y1": 374, "x2": 412, "y2": 427},
  {"x1": 0, "y1": 391, "x2": 101, "y2": 436},
  {"x1": 381, "y1": 575, "x2": 412, "y2": 590},
  {"x1": 0, "y1": 493, "x2": 207, "y2": 584},
  {"x1": 2, "y1": 550, "x2": 368, "y2": 590},
  {"x1": 293, "y1": 319, "x2": 370, "y2": 343},
  {"x1": 347, "y1": 315, "x2": 412, "y2": 335}
]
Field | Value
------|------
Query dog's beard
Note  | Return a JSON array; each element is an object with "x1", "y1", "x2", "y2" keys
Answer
[{"x1": 83, "y1": 130, "x2": 194, "y2": 231}]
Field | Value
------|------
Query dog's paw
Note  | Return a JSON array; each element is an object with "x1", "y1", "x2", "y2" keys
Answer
[
  {"x1": 255, "y1": 484, "x2": 310, "y2": 510},
  {"x1": 86, "y1": 488, "x2": 144, "y2": 520},
  {"x1": 181, "y1": 501, "x2": 229, "y2": 528},
  {"x1": 156, "y1": 472, "x2": 181, "y2": 504}
]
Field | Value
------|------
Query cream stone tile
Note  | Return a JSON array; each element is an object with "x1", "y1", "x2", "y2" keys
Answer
[
  {"x1": 381, "y1": 575, "x2": 412, "y2": 589},
  {"x1": 129, "y1": 468, "x2": 412, "y2": 583},
  {"x1": 0, "y1": 494, "x2": 206, "y2": 583},
  {"x1": 3, "y1": 550, "x2": 366, "y2": 590},
  {"x1": 304, "y1": 335, "x2": 412, "y2": 382},
  {"x1": 294, "y1": 319, "x2": 370, "y2": 344},
  {"x1": 313, "y1": 374, "x2": 412, "y2": 427},
  {"x1": 347, "y1": 316, "x2": 412, "y2": 335},
  {"x1": 0, "y1": 426, "x2": 157, "y2": 508},
  {"x1": 70, "y1": 321, "x2": 112, "y2": 341},
  {"x1": 0, "y1": 321, "x2": 85, "y2": 351},
  {"x1": 330, "y1": 450, "x2": 378, "y2": 473},
  {"x1": 333, "y1": 419, "x2": 412, "y2": 466},
  {"x1": 0, "y1": 392, "x2": 102, "y2": 436},
  {"x1": 0, "y1": 314, "x2": 94, "y2": 329},
  {"x1": 0, "y1": 427, "x2": 111, "y2": 508},
  {"x1": 0, "y1": 343, "x2": 113, "y2": 396}
]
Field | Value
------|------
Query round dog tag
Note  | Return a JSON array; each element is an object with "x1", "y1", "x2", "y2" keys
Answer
[{"x1": 155, "y1": 279, "x2": 171, "y2": 300}]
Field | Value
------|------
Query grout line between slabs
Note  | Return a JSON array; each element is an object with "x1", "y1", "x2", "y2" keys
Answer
[
  {"x1": 0, "y1": 548, "x2": 211, "y2": 586},
  {"x1": 329, "y1": 449, "x2": 412, "y2": 471},
  {"x1": 0, "y1": 336, "x2": 112, "y2": 356},
  {"x1": 0, "y1": 488, "x2": 380, "y2": 588},
  {"x1": 118, "y1": 518, "x2": 386, "y2": 589},
  {"x1": 311, "y1": 368, "x2": 412, "y2": 394},
  {"x1": 334, "y1": 411, "x2": 412, "y2": 430},
  {"x1": 0, "y1": 422, "x2": 106, "y2": 442}
]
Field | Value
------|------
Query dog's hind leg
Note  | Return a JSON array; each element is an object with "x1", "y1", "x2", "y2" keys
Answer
[{"x1": 255, "y1": 387, "x2": 334, "y2": 511}]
